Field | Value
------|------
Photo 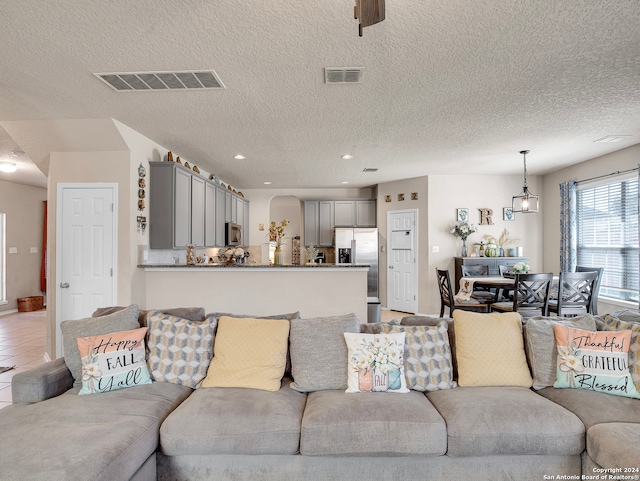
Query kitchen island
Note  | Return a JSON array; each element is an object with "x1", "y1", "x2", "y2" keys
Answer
[{"x1": 137, "y1": 263, "x2": 370, "y2": 322}]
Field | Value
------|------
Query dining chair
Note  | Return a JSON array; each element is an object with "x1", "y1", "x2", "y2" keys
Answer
[
  {"x1": 460, "y1": 264, "x2": 496, "y2": 302},
  {"x1": 436, "y1": 268, "x2": 490, "y2": 318},
  {"x1": 549, "y1": 271, "x2": 598, "y2": 317},
  {"x1": 575, "y1": 266, "x2": 604, "y2": 315},
  {"x1": 497, "y1": 265, "x2": 514, "y2": 301},
  {"x1": 491, "y1": 273, "x2": 553, "y2": 317}
]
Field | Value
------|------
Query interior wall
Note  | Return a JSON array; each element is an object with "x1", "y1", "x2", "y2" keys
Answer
[
  {"x1": 541, "y1": 143, "x2": 640, "y2": 313},
  {"x1": 0, "y1": 179, "x2": 47, "y2": 312}
]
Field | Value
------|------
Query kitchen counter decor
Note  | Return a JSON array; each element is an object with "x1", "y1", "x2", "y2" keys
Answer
[{"x1": 218, "y1": 247, "x2": 249, "y2": 265}]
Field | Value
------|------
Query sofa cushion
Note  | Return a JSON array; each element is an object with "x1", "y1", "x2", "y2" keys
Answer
[
  {"x1": 536, "y1": 386, "x2": 640, "y2": 430},
  {"x1": 553, "y1": 325, "x2": 640, "y2": 399},
  {"x1": 0, "y1": 382, "x2": 191, "y2": 481},
  {"x1": 300, "y1": 389, "x2": 447, "y2": 456},
  {"x1": 201, "y1": 316, "x2": 289, "y2": 391},
  {"x1": 381, "y1": 322, "x2": 456, "y2": 392},
  {"x1": 586, "y1": 422, "x2": 640, "y2": 470},
  {"x1": 452, "y1": 311, "x2": 533, "y2": 387},
  {"x1": 289, "y1": 313, "x2": 360, "y2": 392},
  {"x1": 427, "y1": 386, "x2": 584, "y2": 457},
  {"x1": 359, "y1": 318, "x2": 400, "y2": 334},
  {"x1": 524, "y1": 314, "x2": 597, "y2": 390},
  {"x1": 146, "y1": 311, "x2": 216, "y2": 389},
  {"x1": 76, "y1": 327, "x2": 152, "y2": 395},
  {"x1": 602, "y1": 314, "x2": 640, "y2": 392},
  {"x1": 160, "y1": 378, "x2": 306, "y2": 456},
  {"x1": 62, "y1": 304, "x2": 140, "y2": 386},
  {"x1": 92, "y1": 305, "x2": 205, "y2": 328}
]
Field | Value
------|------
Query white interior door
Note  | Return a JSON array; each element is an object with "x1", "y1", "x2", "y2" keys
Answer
[
  {"x1": 56, "y1": 184, "x2": 117, "y2": 356},
  {"x1": 387, "y1": 209, "x2": 417, "y2": 313}
]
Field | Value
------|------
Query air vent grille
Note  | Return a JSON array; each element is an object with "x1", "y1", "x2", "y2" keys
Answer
[
  {"x1": 325, "y1": 67, "x2": 364, "y2": 84},
  {"x1": 95, "y1": 70, "x2": 225, "y2": 92},
  {"x1": 363, "y1": 168, "x2": 378, "y2": 172},
  {"x1": 593, "y1": 135, "x2": 631, "y2": 143}
]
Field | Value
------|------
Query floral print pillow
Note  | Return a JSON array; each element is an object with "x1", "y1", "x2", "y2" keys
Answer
[
  {"x1": 553, "y1": 325, "x2": 640, "y2": 399},
  {"x1": 343, "y1": 332, "x2": 409, "y2": 393},
  {"x1": 76, "y1": 327, "x2": 152, "y2": 395}
]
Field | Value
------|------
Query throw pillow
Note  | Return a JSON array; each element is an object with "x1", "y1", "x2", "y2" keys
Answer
[
  {"x1": 359, "y1": 319, "x2": 400, "y2": 334},
  {"x1": 201, "y1": 316, "x2": 290, "y2": 392},
  {"x1": 524, "y1": 314, "x2": 597, "y2": 390},
  {"x1": 93, "y1": 306, "x2": 205, "y2": 328},
  {"x1": 76, "y1": 327, "x2": 152, "y2": 395},
  {"x1": 343, "y1": 332, "x2": 409, "y2": 393},
  {"x1": 289, "y1": 313, "x2": 361, "y2": 392},
  {"x1": 146, "y1": 311, "x2": 216, "y2": 388},
  {"x1": 553, "y1": 324, "x2": 640, "y2": 399},
  {"x1": 453, "y1": 310, "x2": 533, "y2": 388},
  {"x1": 380, "y1": 322, "x2": 456, "y2": 392},
  {"x1": 599, "y1": 315, "x2": 640, "y2": 393},
  {"x1": 61, "y1": 304, "x2": 140, "y2": 386}
]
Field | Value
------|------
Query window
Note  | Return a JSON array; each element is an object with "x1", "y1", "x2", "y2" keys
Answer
[
  {"x1": 577, "y1": 176, "x2": 638, "y2": 303},
  {"x1": 0, "y1": 213, "x2": 5, "y2": 305}
]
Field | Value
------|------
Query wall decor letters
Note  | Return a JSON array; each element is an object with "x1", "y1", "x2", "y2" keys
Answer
[{"x1": 479, "y1": 208, "x2": 493, "y2": 225}]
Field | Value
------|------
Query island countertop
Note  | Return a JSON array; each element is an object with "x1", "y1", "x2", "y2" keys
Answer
[{"x1": 137, "y1": 263, "x2": 370, "y2": 269}]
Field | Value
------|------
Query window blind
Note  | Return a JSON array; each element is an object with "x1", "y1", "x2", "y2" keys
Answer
[{"x1": 577, "y1": 178, "x2": 639, "y2": 303}]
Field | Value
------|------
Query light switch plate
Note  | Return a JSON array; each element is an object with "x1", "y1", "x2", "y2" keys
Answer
[
  {"x1": 432, "y1": 246, "x2": 439, "y2": 253},
  {"x1": 8, "y1": 247, "x2": 17, "y2": 254},
  {"x1": 30, "y1": 247, "x2": 38, "y2": 253}
]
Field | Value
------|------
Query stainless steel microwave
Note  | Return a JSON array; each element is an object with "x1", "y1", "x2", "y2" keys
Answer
[{"x1": 225, "y1": 222, "x2": 243, "y2": 246}]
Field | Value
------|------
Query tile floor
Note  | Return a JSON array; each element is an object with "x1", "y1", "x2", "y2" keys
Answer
[{"x1": 0, "y1": 309, "x2": 47, "y2": 409}]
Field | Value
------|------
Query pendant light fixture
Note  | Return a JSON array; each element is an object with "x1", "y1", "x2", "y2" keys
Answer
[
  {"x1": 512, "y1": 150, "x2": 539, "y2": 213},
  {"x1": 354, "y1": 0, "x2": 385, "y2": 36}
]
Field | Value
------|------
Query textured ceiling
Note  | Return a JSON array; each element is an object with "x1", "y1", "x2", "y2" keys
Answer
[{"x1": 1, "y1": 0, "x2": 640, "y2": 189}]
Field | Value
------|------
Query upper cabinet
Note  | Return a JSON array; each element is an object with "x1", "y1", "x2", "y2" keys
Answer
[
  {"x1": 304, "y1": 199, "x2": 376, "y2": 246},
  {"x1": 150, "y1": 162, "x2": 248, "y2": 249},
  {"x1": 334, "y1": 200, "x2": 376, "y2": 227}
]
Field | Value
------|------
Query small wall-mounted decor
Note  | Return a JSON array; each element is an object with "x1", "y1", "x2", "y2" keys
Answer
[
  {"x1": 137, "y1": 164, "x2": 146, "y2": 212},
  {"x1": 385, "y1": 195, "x2": 391, "y2": 203},
  {"x1": 137, "y1": 216, "x2": 147, "y2": 233},
  {"x1": 398, "y1": 193, "x2": 405, "y2": 201},
  {"x1": 457, "y1": 208, "x2": 469, "y2": 222},
  {"x1": 411, "y1": 192, "x2": 418, "y2": 200},
  {"x1": 503, "y1": 207, "x2": 515, "y2": 221},
  {"x1": 479, "y1": 208, "x2": 494, "y2": 225}
]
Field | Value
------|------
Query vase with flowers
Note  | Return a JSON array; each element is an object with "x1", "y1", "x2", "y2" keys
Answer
[
  {"x1": 450, "y1": 221, "x2": 477, "y2": 257},
  {"x1": 269, "y1": 219, "x2": 290, "y2": 265}
]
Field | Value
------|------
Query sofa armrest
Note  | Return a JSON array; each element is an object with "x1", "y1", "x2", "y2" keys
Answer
[{"x1": 11, "y1": 357, "x2": 74, "y2": 403}]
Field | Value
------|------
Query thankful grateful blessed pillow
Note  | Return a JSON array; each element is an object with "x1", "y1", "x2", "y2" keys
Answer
[
  {"x1": 553, "y1": 325, "x2": 640, "y2": 399},
  {"x1": 76, "y1": 327, "x2": 152, "y2": 395}
]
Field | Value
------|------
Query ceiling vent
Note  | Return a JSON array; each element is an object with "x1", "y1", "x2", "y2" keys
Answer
[
  {"x1": 94, "y1": 70, "x2": 225, "y2": 92},
  {"x1": 325, "y1": 67, "x2": 364, "y2": 84},
  {"x1": 363, "y1": 167, "x2": 378, "y2": 172},
  {"x1": 593, "y1": 135, "x2": 631, "y2": 143}
]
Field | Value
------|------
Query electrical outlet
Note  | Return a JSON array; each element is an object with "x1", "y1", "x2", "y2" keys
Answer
[
  {"x1": 432, "y1": 245, "x2": 439, "y2": 253},
  {"x1": 30, "y1": 247, "x2": 38, "y2": 253}
]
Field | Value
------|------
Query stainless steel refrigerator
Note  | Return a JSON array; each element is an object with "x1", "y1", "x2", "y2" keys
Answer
[{"x1": 335, "y1": 227, "x2": 379, "y2": 299}]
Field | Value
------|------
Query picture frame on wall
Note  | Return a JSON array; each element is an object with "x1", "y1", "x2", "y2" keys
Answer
[
  {"x1": 457, "y1": 208, "x2": 469, "y2": 222},
  {"x1": 503, "y1": 207, "x2": 515, "y2": 221}
]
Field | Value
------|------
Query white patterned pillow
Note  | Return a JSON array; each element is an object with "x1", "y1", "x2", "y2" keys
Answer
[
  {"x1": 146, "y1": 311, "x2": 216, "y2": 388},
  {"x1": 343, "y1": 332, "x2": 409, "y2": 393},
  {"x1": 381, "y1": 322, "x2": 456, "y2": 392}
]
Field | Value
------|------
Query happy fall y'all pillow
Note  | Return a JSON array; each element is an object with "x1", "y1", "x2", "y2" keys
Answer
[
  {"x1": 76, "y1": 327, "x2": 152, "y2": 395},
  {"x1": 343, "y1": 332, "x2": 409, "y2": 393},
  {"x1": 553, "y1": 324, "x2": 640, "y2": 399}
]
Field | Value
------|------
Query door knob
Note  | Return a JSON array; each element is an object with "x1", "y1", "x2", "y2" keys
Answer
[{"x1": 60, "y1": 282, "x2": 70, "y2": 288}]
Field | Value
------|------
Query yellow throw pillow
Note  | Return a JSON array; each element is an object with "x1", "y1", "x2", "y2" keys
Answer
[
  {"x1": 453, "y1": 311, "x2": 533, "y2": 388},
  {"x1": 201, "y1": 316, "x2": 290, "y2": 391}
]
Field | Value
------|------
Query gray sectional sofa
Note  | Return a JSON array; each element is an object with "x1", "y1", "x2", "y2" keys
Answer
[{"x1": 1, "y1": 306, "x2": 638, "y2": 481}]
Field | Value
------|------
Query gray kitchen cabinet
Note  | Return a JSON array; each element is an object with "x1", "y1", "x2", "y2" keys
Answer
[
  {"x1": 304, "y1": 201, "x2": 319, "y2": 246},
  {"x1": 214, "y1": 185, "x2": 226, "y2": 247},
  {"x1": 241, "y1": 198, "x2": 250, "y2": 245},
  {"x1": 355, "y1": 200, "x2": 376, "y2": 227},
  {"x1": 225, "y1": 191, "x2": 233, "y2": 223},
  {"x1": 334, "y1": 201, "x2": 355, "y2": 227},
  {"x1": 304, "y1": 201, "x2": 334, "y2": 247},
  {"x1": 204, "y1": 182, "x2": 216, "y2": 247},
  {"x1": 150, "y1": 162, "x2": 203, "y2": 249}
]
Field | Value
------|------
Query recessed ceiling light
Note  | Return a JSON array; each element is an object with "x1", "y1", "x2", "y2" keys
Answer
[
  {"x1": 341, "y1": 154, "x2": 354, "y2": 160},
  {"x1": 233, "y1": 154, "x2": 246, "y2": 160},
  {"x1": 263, "y1": 181, "x2": 272, "y2": 185},
  {"x1": 341, "y1": 181, "x2": 349, "y2": 184},
  {"x1": 0, "y1": 161, "x2": 17, "y2": 173}
]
